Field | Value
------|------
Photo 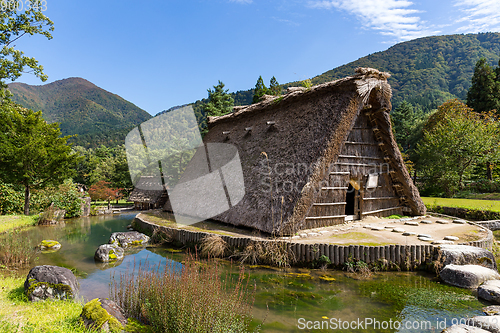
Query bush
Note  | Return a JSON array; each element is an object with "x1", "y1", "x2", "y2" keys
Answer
[
  {"x1": 466, "y1": 179, "x2": 500, "y2": 193},
  {"x1": 0, "y1": 182, "x2": 24, "y2": 215},
  {"x1": 111, "y1": 256, "x2": 255, "y2": 333}
]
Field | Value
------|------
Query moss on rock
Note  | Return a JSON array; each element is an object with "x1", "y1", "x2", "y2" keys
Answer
[{"x1": 80, "y1": 298, "x2": 124, "y2": 333}]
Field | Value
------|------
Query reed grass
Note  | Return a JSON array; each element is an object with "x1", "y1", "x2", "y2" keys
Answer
[
  {"x1": 0, "y1": 229, "x2": 37, "y2": 269},
  {"x1": 110, "y1": 256, "x2": 256, "y2": 333}
]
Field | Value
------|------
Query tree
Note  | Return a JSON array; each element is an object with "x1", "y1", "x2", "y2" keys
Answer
[
  {"x1": 269, "y1": 76, "x2": 282, "y2": 96},
  {"x1": 0, "y1": 1, "x2": 54, "y2": 96},
  {"x1": 415, "y1": 99, "x2": 500, "y2": 196},
  {"x1": 203, "y1": 80, "x2": 234, "y2": 117},
  {"x1": 0, "y1": 103, "x2": 80, "y2": 215},
  {"x1": 390, "y1": 101, "x2": 425, "y2": 152},
  {"x1": 88, "y1": 180, "x2": 122, "y2": 209},
  {"x1": 467, "y1": 58, "x2": 500, "y2": 113},
  {"x1": 252, "y1": 76, "x2": 268, "y2": 104}
]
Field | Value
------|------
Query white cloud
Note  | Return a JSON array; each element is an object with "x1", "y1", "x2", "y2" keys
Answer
[
  {"x1": 307, "y1": 0, "x2": 433, "y2": 41},
  {"x1": 454, "y1": 0, "x2": 500, "y2": 32},
  {"x1": 229, "y1": 0, "x2": 253, "y2": 4}
]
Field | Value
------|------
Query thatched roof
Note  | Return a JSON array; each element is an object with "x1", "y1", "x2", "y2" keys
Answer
[
  {"x1": 175, "y1": 68, "x2": 425, "y2": 234},
  {"x1": 128, "y1": 176, "x2": 166, "y2": 204}
]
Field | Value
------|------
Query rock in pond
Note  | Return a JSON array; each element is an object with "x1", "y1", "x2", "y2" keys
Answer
[
  {"x1": 478, "y1": 280, "x2": 500, "y2": 304},
  {"x1": 95, "y1": 244, "x2": 124, "y2": 263},
  {"x1": 483, "y1": 306, "x2": 500, "y2": 316},
  {"x1": 80, "y1": 298, "x2": 127, "y2": 332},
  {"x1": 467, "y1": 315, "x2": 500, "y2": 333},
  {"x1": 24, "y1": 265, "x2": 79, "y2": 302},
  {"x1": 442, "y1": 324, "x2": 491, "y2": 332},
  {"x1": 439, "y1": 264, "x2": 500, "y2": 289},
  {"x1": 39, "y1": 240, "x2": 61, "y2": 252},
  {"x1": 109, "y1": 231, "x2": 149, "y2": 248},
  {"x1": 435, "y1": 245, "x2": 497, "y2": 270}
]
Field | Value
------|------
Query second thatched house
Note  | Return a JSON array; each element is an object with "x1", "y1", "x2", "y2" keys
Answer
[
  {"x1": 166, "y1": 68, "x2": 426, "y2": 234},
  {"x1": 128, "y1": 176, "x2": 169, "y2": 210}
]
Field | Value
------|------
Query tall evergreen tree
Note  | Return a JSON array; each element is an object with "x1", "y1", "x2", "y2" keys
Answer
[
  {"x1": 0, "y1": 103, "x2": 80, "y2": 215},
  {"x1": 252, "y1": 76, "x2": 268, "y2": 104},
  {"x1": 391, "y1": 101, "x2": 425, "y2": 152},
  {"x1": 204, "y1": 80, "x2": 234, "y2": 117},
  {"x1": 269, "y1": 76, "x2": 282, "y2": 96},
  {"x1": 467, "y1": 58, "x2": 500, "y2": 113}
]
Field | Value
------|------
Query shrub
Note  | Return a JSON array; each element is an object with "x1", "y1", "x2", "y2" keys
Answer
[
  {"x1": 0, "y1": 182, "x2": 24, "y2": 214},
  {"x1": 110, "y1": 257, "x2": 255, "y2": 333}
]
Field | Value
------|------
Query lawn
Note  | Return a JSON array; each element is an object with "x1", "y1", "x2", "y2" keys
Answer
[
  {"x1": 0, "y1": 215, "x2": 37, "y2": 234},
  {"x1": 421, "y1": 197, "x2": 500, "y2": 213}
]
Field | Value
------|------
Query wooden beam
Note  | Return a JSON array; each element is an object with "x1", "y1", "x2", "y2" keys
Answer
[
  {"x1": 363, "y1": 197, "x2": 400, "y2": 201},
  {"x1": 344, "y1": 141, "x2": 379, "y2": 146},
  {"x1": 313, "y1": 202, "x2": 347, "y2": 206},
  {"x1": 338, "y1": 155, "x2": 385, "y2": 161},
  {"x1": 361, "y1": 207, "x2": 402, "y2": 215},
  {"x1": 305, "y1": 215, "x2": 347, "y2": 220}
]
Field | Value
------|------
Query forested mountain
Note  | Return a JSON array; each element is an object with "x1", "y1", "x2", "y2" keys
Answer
[
  {"x1": 229, "y1": 32, "x2": 500, "y2": 112},
  {"x1": 298, "y1": 32, "x2": 500, "y2": 111},
  {"x1": 8, "y1": 78, "x2": 152, "y2": 147}
]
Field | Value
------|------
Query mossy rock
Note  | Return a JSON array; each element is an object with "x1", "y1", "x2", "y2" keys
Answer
[
  {"x1": 39, "y1": 240, "x2": 62, "y2": 252},
  {"x1": 24, "y1": 265, "x2": 79, "y2": 302},
  {"x1": 95, "y1": 244, "x2": 124, "y2": 263},
  {"x1": 108, "y1": 231, "x2": 150, "y2": 248},
  {"x1": 80, "y1": 298, "x2": 126, "y2": 333}
]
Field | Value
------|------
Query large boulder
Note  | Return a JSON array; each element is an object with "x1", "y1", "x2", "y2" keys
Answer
[
  {"x1": 109, "y1": 231, "x2": 149, "y2": 248},
  {"x1": 80, "y1": 298, "x2": 127, "y2": 332},
  {"x1": 435, "y1": 245, "x2": 497, "y2": 270},
  {"x1": 24, "y1": 265, "x2": 79, "y2": 302},
  {"x1": 467, "y1": 316, "x2": 500, "y2": 333},
  {"x1": 484, "y1": 306, "x2": 500, "y2": 316},
  {"x1": 94, "y1": 244, "x2": 124, "y2": 263},
  {"x1": 479, "y1": 280, "x2": 500, "y2": 304},
  {"x1": 442, "y1": 324, "x2": 491, "y2": 332},
  {"x1": 439, "y1": 264, "x2": 500, "y2": 289}
]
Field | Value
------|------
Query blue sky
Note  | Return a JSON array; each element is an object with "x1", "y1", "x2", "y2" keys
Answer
[{"x1": 14, "y1": 0, "x2": 500, "y2": 115}]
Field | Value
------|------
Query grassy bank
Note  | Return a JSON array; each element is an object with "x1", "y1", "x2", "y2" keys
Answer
[
  {"x1": 0, "y1": 215, "x2": 37, "y2": 234},
  {"x1": 0, "y1": 276, "x2": 90, "y2": 333},
  {"x1": 421, "y1": 197, "x2": 500, "y2": 213}
]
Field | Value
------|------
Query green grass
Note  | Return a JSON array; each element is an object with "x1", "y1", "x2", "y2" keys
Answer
[
  {"x1": 0, "y1": 214, "x2": 37, "y2": 234},
  {"x1": 421, "y1": 197, "x2": 500, "y2": 213},
  {"x1": 0, "y1": 276, "x2": 91, "y2": 332}
]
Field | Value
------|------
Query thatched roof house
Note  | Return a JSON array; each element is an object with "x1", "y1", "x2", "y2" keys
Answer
[
  {"x1": 128, "y1": 176, "x2": 168, "y2": 210},
  {"x1": 167, "y1": 68, "x2": 426, "y2": 234}
]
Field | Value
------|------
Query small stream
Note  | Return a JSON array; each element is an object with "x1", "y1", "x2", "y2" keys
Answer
[{"x1": 4, "y1": 213, "x2": 490, "y2": 332}]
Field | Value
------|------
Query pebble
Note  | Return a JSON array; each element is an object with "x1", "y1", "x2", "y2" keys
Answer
[
  {"x1": 420, "y1": 220, "x2": 433, "y2": 224},
  {"x1": 384, "y1": 226, "x2": 394, "y2": 230},
  {"x1": 371, "y1": 226, "x2": 385, "y2": 231},
  {"x1": 436, "y1": 219, "x2": 450, "y2": 224},
  {"x1": 418, "y1": 237, "x2": 434, "y2": 242},
  {"x1": 319, "y1": 231, "x2": 329, "y2": 235},
  {"x1": 418, "y1": 234, "x2": 432, "y2": 238},
  {"x1": 453, "y1": 219, "x2": 467, "y2": 224},
  {"x1": 363, "y1": 225, "x2": 373, "y2": 229},
  {"x1": 291, "y1": 236, "x2": 301, "y2": 240},
  {"x1": 392, "y1": 228, "x2": 405, "y2": 233},
  {"x1": 402, "y1": 232, "x2": 416, "y2": 236},
  {"x1": 405, "y1": 221, "x2": 419, "y2": 226},
  {"x1": 299, "y1": 233, "x2": 308, "y2": 238},
  {"x1": 308, "y1": 232, "x2": 320, "y2": 237},
  {"x1": 444, "y1": 236, "x2": 459, "y2": 241}
]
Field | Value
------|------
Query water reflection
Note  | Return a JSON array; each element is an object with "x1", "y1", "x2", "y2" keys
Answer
[{"x1": 6, "y1": 213, "x2": 489, "y2": 332}]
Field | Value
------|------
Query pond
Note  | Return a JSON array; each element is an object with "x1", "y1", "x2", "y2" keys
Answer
[{"x1": 5, "y1": 213, "x2": 490, "y2": 332}]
